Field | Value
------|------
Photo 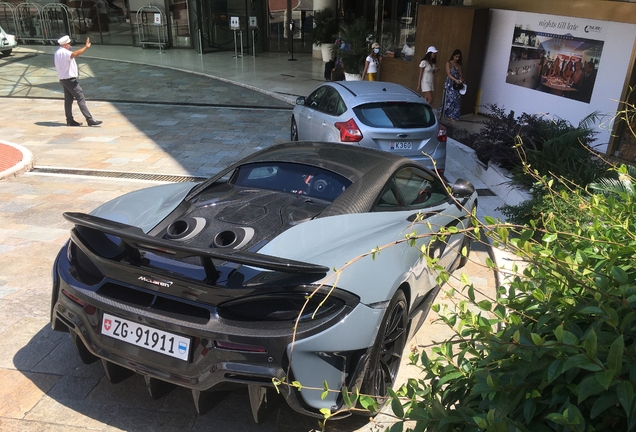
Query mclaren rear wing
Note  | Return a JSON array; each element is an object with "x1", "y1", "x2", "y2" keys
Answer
[{"x1": 64, "y1": 212, "x2": 329, "y2": 281}]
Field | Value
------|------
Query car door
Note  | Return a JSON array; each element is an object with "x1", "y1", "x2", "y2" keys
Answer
[
  {"x1": 296, "y1": 86, "x2": 329, "y2": 140},
  {"x1": 310, "y1": 87, "x2": 346, "y2": 142},
  {"x1": 393, "y1": 167, "x2": 468, "y2": 270},
  {"x1": 374, "y1": 167, "x2": 470, "y2": 301}
]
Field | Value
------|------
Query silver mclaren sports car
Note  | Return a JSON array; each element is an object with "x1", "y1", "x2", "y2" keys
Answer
[{"x1": 50, "y1": 142, "x2": 477, "y2": 422}]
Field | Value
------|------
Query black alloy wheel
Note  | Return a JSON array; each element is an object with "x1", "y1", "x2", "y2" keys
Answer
[
  {"x1": 360, "y1": 289, "x2": 408, "y2": 403},
  {"x1": 291, "y1": 118, "x2": 299, "y2": 141}
]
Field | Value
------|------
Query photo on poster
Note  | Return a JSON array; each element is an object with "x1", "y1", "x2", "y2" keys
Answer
[{"x1": 506, "y1": 24, "x2": 604, "y2": 103}]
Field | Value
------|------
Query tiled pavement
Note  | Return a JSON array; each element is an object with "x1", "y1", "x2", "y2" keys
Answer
[{"x1": 0, "y1": 48, "x2": 500, "y2": 431}]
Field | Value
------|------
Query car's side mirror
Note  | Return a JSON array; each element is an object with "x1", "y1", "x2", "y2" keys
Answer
[
  {"x1": 452, "y1": 179, "x2": 475, "y2": 198},
  {"x1": 296, "y1": 96, "x2": 306, "y2": 106}
]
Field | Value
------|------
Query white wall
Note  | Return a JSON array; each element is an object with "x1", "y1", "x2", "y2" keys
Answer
[{"x1": 478, "y1": 9, "x2": 636, "y2": 153}]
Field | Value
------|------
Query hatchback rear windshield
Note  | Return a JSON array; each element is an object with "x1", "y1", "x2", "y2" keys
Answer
[{"x1": 353, "y1": 102, "x2": 436, "y2": 129}]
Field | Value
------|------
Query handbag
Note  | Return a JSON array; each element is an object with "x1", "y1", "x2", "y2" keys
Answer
[{"x1": 452, "y1": 81, "x2": 463, "y2": 91}]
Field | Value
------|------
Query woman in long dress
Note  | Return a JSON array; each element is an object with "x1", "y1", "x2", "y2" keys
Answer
[
  {"x1": 416, "y1": 46, "x2": 439, "y2": 104},
  {"x1": 443, "y1": 49, "x2": 464, "y2": 121}
]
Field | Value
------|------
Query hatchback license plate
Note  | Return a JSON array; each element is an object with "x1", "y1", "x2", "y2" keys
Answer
[
  {"x1": 390, "y1": 142, "x2": 412, "y2": 150},
  {"x1": 101, "y1": 313, "x2": 191, "y2": 361}
]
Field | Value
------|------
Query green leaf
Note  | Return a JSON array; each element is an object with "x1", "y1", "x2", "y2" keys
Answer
[
  {"x1": 388, "y1": 388, "x2": 404, "y2": 418},
  {"x1": 595, "y1": 369, "x2": 614, "y2": 391},
  {"x1": 389, "y1": 422, "x2": 404, "y2": 432},
  {"x1": 532, "y1": 289, "x2": 545, "y2": 302},
  {"x1": 487, "y1": 374, "x2": 495, "y2": 390},
  {"x1": 359, "y1": 395, "x2": 377, "y2": 412},
  {"x1": 611, "y1": 266, "x2": 629, "y2": 284},
  {"x1": 547, "y1": 359, "x2": 563, "y2": 383},
  {"x1": 575, "y1": 249, "x2": 589, "y2": 266},
  {"x1": 408, "y1": 407, "x2": 430, "y2": 421},
  {"x1": 584, "y1": 329, "x2": 597, "y2": 359},
  {"x1": 578, "y1": 374, "x2": 605, "y2": 404},
  {"x1": 591, "y1": 392, "x2": 619, "y2": 419},
  {"x1": 542, "y1": 233, "x2": 558, "y2": 243},
  {"x1": 563, "y1": 354, "x2": 603, "y2": 373},
  {"x1": 531, "y1": 333, "x2": 543, "y2": 346},
  {"x1": 477, "y1": 300, "x2": 492, "y2": 311},
  {"x1": 460, "y1": 272, "x2": 470, "y2": 285},
  {"x1": 319, "y1": 407, "x2": 332, "y2": 419},
  {"x1": 473, "y1": 416, "x2": 488, "y2": 428},
  {"x1": 608, "y1": 335, "x2": 625, "y2": 374},
  {"x1": 520, "y1": 229, "x2": 534, "y2": 243},
  {"x1": 617, "y1": 381, "x2": 634, "y2": 415},
  {"x1": 342, "y1": 385, "x2": 352, "y2": 408}
]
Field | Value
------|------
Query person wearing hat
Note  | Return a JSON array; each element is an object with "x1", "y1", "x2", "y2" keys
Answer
[
  {"x1": 417, "y1": 46, "x2": 440, "y2": 104},
  {"x1": 54, "y1": 35, "x2": 102, "y2": 127},
  {"x1": 361, "y1": 42, "x2": 382, "y2": 81}
]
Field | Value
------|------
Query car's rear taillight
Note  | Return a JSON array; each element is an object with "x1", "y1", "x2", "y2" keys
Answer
[
  {"x1": 437, "y1": 124, "x2": 447, "y2": 143},
  {"x1": 334, "y1": 118, "x2": 363, "y2": 142}
]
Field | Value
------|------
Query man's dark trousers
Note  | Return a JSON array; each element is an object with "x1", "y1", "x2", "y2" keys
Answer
[{"x1": 59, "y1": 77, "x2": 94, "y2": 122}]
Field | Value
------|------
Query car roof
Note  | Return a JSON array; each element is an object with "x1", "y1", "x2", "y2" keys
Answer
[
  {"x1": 244, "y1": 141, "x2": 405, "y2": 182},
  {"x1": 326, "y1": 81, "x2": 426, "y2": 105},
  {"x1": 189, "y1": 142, "x2": 421, "y2": 216}
]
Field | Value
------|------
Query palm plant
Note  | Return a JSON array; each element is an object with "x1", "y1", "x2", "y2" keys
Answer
[
  {"x1": 337, "y1": 19, "x2": 371, "y2": 75},
  {"x1": 588, "y1": 164, "x2": 636, "y2": 197},
  {"x1": 311, "y1": 7, "x2": 338, "y2": 46}
]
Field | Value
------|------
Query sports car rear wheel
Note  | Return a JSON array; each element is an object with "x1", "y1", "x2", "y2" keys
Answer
[
  {"x1": 360, "y1": 289, "x2": 408, "y2": 406},
  {"x1": 291, "y1": 118, "x2": 299, "y2": 141}
]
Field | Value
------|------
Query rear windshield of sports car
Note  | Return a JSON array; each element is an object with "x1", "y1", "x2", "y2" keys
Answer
[
  {"x1": 353, "y1": 102, "x2": 436, "y2": 129},
  {"x1": 232, "y1": 162, "x2": 352, "y2": 202}
]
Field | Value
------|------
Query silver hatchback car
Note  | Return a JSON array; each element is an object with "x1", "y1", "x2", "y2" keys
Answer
[{"x1": 291, "y1": 81, "x2": 447, "y2": 173}]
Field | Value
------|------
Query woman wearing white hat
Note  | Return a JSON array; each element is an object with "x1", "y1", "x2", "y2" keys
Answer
[
  {"x1": 416, "y1": 46, "x2": 440, "y2": 104},
  {"x1": 361, "y1": 42, "x2": 382, "y2": 81}
]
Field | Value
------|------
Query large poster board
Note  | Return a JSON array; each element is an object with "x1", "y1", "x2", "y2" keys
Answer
[
  {"x1": 506, "y1": 21, "x2": 604, "y2": 104},
  {"x1": 478, "y1": 10, "x2": 636, "y2": 151}
]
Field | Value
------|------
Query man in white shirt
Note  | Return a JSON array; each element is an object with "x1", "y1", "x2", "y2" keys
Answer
[{"x1": 54, "y1": 35, "x2": 102, "y2": 127}]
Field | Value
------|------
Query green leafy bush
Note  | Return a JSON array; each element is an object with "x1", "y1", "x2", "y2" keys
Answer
[
  {"x1": 378, "y1": 166, "x2": 636, "y2": 431},
  {"x1": 465, "y1": 104, "x2": 605, "y2": 189}
]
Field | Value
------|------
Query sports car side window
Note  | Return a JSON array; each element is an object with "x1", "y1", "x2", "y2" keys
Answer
[
  {"x1": 374, "y1": 182, "x2": 405, "y2": 211},
  {"x1": 306, "y1": 87, "x2": 329, "y2": 109},
  {"x1": 393, "y1": 167, "x2": 449, "y2": 209}
]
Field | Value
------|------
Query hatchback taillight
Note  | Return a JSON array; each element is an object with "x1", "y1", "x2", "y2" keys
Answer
[
  {"x1": 334, "y1": 118, "x2": 363, "y2": 142},
  {"x1": 437, "y1": 124, "x2": 447, "y2": 143}
]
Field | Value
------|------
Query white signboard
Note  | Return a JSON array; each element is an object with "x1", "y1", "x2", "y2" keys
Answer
[
  {"x1": 249, "y1": 16, "x2": 258, "y2": 29},
  {"x1": 230, "y1": 16, "x2": 240, "y2": 30},
  {"x1": 154, "y1": 13, "x2": 161, "y2": 25},
  {"x1": 477, "y1": 9, "x2": 636, "y2": 152}
]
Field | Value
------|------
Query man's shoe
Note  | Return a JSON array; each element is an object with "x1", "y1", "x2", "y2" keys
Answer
[
  {"x1": 87, "y1": 119, "x2": 103, "y2": 126},
  {"x1": 67, "y1": 120, "x2": 82, "y2": 127}
]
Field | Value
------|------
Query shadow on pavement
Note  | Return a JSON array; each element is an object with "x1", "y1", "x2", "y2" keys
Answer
[{"x1": 12, "y1": 325, "x2": 373, "y2": 431}]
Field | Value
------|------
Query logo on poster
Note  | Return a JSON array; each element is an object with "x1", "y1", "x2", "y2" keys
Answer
[{"x1": 584, "y1": 25, "x2": 602, "y2": 33}]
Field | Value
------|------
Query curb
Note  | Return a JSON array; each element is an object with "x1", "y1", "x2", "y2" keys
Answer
[
  {"x1": 0, "y1": 140, "x2": 34, "y2": 180},
  {"x1": 447, "y1": 138, "x2": 531, "y2": 206}
]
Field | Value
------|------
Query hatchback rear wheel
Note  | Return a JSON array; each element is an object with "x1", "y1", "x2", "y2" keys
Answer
[{"x1": 291, "y1": 118, "x2": 299, "y2": 141}]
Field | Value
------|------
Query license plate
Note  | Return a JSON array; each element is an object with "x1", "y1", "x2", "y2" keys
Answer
[
  {"x1": 390, "y1": 142, "x2": 412, "y2": 150},
  {"x1": 101, "y1": 313, "x2": 191, "y2": 361}
]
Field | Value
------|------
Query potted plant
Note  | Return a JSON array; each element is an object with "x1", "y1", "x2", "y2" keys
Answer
[
  {"x1": 337, "y1": 18, "x2": 371, "y2": 80},
  {"x1": 311, "y1": 7, "x2": 338, "y2": 62}
]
